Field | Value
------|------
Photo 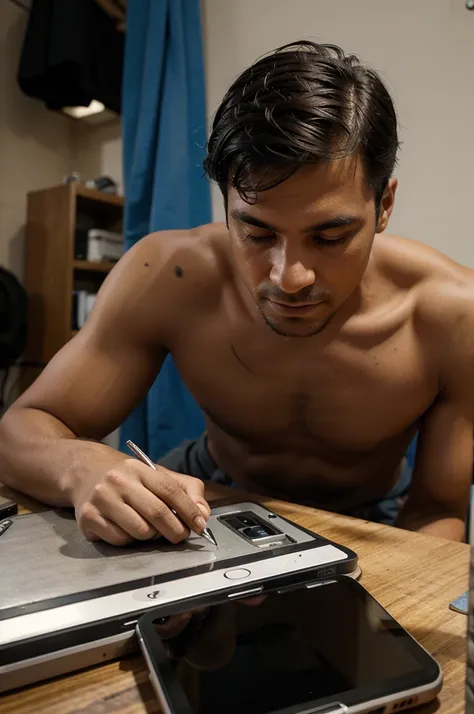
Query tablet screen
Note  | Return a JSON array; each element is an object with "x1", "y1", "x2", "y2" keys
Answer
[{"x1": 146, "y1": 577, "x2": 440, "y2": 713}]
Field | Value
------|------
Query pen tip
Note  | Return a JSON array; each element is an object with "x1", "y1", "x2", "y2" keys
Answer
[{"x1": 203, "y1": 527, "x2": 218, "y2": 547}]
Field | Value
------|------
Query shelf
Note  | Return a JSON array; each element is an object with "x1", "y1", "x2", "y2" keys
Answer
[
  {"x1": 74, "y1": 185, "x2": 124, "y2": 207},
  {"x1": 73, "y1": 260, "x2": 116, "y2": 273}
]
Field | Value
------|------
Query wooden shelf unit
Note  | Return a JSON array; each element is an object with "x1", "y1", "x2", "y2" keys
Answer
[
  {"x1": 75, "y1": 185, "x2": 124, "y2": 207},
  {"x1": 73, "y1": 259, "x2": 116, "y2": 273},
  {"x1": 22, "y1": 183, "x2": 124, "y2": 389}
]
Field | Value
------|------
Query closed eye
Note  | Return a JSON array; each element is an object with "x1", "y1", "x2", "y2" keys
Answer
[
  {"x1": 312, "y1": 234, "x2": 349, "y2": 247},
  {"x1": 242, "y1": 232, "x2": 275, "y2": 245},
  {"x1": 242, "y1": 231, "x2": 351, "y2": 247}
]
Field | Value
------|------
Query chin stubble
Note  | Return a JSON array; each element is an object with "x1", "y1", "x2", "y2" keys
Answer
[{"x1": 260, "y1": 309, "x2": 334, "y2": 338}]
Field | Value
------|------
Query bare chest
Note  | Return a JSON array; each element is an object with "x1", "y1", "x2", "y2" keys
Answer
[{"x1": 171, "y1": 313, "x2": 437, "y2": 455}]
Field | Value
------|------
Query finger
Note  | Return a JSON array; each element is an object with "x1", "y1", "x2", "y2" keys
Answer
[
  {"x1": 177, "y1": 475, "x2": 211, "y2": 519},
  {"x1": 141, "y1": 469, "x2": 208, "y2": 535},
  {"x1": 98, "y1": 493, "x2": 160, "y2": 541},
  {"x1": 186, "y1": 605, "x2": 236, "y2": 669},
  {"x1": 123, "y1": 480, "x2": 191, "y2": 543},
  {"x1": 80, "y1": 509, "x2": 133, "y2": 546},
  {"x1": 154, "y1": 612, "x2": 193, "y2": 639}
]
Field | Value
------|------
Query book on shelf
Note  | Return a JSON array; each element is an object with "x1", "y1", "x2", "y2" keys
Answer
[{"x1": 71, "y1": 291, "x2": 97, "y2": 330}]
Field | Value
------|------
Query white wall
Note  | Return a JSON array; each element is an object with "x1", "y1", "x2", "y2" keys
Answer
[
  {"x1": 5, "y1": 1, "x2": 472, "y2": 272},
  {"x1": 0, "y1": 2, "x2": 123, "y2": 424},
  {"x1": 70, "y1": 119, "x2": 123, "y2": 195},
  {"x1": 0, "y1": 2, "x2": 72, "y2": 280},
  {"x1": 0, "y1": 3, "x2": 123, "y2": 288},
  {"x1": 201, "y1": 0, "x2": 474, "y2": 267}
]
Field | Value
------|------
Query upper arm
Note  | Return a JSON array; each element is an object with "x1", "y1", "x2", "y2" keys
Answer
[
  {"x1": 398, "y1": 279, "x2": 474, "y2": 537},
  {"x1": 403, "y1": 396, "x2": 473, "y2": 529},
  {"x1": 14, "y1": 235, "x2": 176, "y2": 441}
]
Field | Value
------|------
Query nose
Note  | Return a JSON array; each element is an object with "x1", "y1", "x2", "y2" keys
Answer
[{"x1": 269, "y1": 247, "x2": 316, "y2": 294}]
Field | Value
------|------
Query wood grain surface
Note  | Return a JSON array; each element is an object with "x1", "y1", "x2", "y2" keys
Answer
[{"x1": 0, "y1": 483, "x2": 469, "y2": 714}]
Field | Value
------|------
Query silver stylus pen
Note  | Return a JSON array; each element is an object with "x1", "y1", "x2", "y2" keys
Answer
[{"x1": 126, "y1": 440, "x2": 218, "y2": 547}]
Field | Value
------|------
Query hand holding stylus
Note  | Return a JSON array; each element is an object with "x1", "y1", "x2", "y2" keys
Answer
[
  {"x1": 126, "y1": 441, "x2": 217, "y2": 547},
  {"x1": 73, "y1": 444, "x2": 213, "y2": 547}
]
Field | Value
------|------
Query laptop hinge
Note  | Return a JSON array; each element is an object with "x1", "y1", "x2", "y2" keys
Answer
[{"x1": 304, "y1": 704, "x2": 347, "y2": 714}]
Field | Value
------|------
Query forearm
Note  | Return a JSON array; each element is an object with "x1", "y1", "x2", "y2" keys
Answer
[
  {"x1": 396, "y1": 509, "x2": 466, "y2": 542},
  {"x1": 0, "y1": 406, "x2": 127, "y2": 507},
  {"x1": 416, "y1": 517, "x2": 465, "y2": 541}
]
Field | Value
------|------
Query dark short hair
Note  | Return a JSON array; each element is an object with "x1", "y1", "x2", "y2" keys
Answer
[{"x1": 204, "y1": 41, "x2": 400, "y2": 207}]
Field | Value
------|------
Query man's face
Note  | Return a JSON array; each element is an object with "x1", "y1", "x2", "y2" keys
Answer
[{"x1": 227, "y1": 159, "x2": 395, "y2": 338}]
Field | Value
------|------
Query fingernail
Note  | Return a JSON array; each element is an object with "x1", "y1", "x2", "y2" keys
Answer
[
  {"x1": 193, "y1": 516, "x2": 206, "y2": 532},
  {"x1": 197, "y1": 503, "x2": 209, "y2": 517}
]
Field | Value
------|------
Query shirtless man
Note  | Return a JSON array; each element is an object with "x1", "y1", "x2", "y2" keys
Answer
[{"x1": 0, "y1": 41, "x2": 472, "y2": 544}]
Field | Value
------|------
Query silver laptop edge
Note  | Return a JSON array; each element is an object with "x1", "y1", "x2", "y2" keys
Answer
[{"x1": 0, "y1": 544, "x2": 347, "y2": 646}]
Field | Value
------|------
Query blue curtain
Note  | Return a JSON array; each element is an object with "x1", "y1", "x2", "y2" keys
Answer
[{"x1": 119, "y1": 0, "x2": 210, "y2": 460}]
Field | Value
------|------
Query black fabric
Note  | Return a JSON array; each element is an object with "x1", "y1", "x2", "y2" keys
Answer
[
  {"x1": 0, "y1": 267, "x2": 27, "y2": 370},
  {"x1": 158, "y1": 434, "x2": 234, "y2": 487},
  {"x1": 17, "y1": 0, "x2": 124, "y2": 113}
]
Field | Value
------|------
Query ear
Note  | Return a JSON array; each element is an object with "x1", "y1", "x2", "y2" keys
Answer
[
  {"x1": 223, "y1": 190, "x2": 229, "y2": 227},
  {"x1": 376, "y1": 177, "x2": 398, "y2": 233}
]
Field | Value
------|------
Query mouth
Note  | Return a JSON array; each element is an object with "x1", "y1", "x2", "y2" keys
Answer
[{"x1": 266, "y1": 299, "x2": 324, "y2": 317}]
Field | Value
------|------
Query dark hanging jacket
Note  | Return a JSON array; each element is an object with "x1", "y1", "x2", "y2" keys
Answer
[{"x1": 17, "y1": 0, "x2": 124, "y2": 114}]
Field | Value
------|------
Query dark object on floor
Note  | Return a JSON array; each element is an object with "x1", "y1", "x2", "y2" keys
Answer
[
  {"x1": 17, "y1": 0, "x2": 124, "y2": 114},
  {"x1": 0, "y1": 267, "x2": 27, "y2": 371}
]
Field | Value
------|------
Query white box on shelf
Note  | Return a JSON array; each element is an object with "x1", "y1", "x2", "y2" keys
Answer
[{"x1": 87, "y1": 229, "x2": 124, "y2": 263}]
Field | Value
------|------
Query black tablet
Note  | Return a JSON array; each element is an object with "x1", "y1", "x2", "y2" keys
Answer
[{"x1": 137, "y1": 575, "x2": 442, "y2": 714}]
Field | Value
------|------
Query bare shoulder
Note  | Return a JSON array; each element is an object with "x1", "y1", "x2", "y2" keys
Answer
[
  {"x1": 86, "y1": 222, "x2": 230, "y2": 347},
  {"x1": 375, "y1": 234, "x2": 474, "y2": 382},
  {"x1": 112, "y1": 222, "x2": 228, "y2": 292},
  {"x1": 10, "y1": 224, "x2": 231, "y2": 431},
  {"x1": 375, "y1": 234, "x2": 474, "y2": 310}
]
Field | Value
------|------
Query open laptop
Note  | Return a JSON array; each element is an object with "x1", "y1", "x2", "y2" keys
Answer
[{"x1": 0, "y1": 501, "x2": 359, "y2": 693}]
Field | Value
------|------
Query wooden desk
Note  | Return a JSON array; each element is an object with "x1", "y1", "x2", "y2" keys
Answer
[{"x1": 0, "y1": 484, "x2": 469, "y2": 714}]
